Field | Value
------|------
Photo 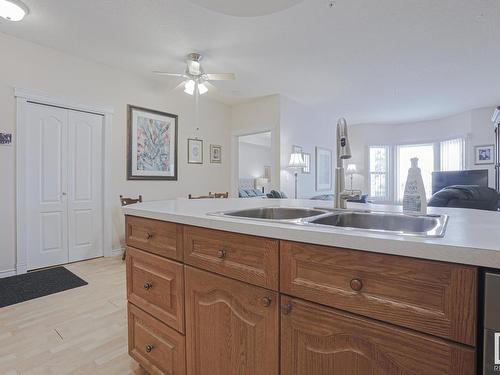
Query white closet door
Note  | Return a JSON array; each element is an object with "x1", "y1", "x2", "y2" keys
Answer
[
  {"x1": 26, "y1": 103, "x2": 69, "y2": 269},
  {"x1": 67, "y1": 110, "x2": 104, "y2": 262}
]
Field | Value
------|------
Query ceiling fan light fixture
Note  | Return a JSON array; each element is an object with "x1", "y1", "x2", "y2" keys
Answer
[
  {"x1": 198, "y1": 82, "x2": 208, "y2": 95},
  {"x1": 184, "y1": 80, "x2": 195, "y2": 95},
  {"x1": 0, "y1": 0, "x2": 29, "y2": 21}
]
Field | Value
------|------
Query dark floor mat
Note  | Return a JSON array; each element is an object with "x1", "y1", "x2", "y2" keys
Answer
[{"x1": 0, "y1": 266, "x2": 88, "y2": 308}]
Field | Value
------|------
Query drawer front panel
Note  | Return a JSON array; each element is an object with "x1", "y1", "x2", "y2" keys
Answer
[
  {"x1": 128, "y1": 303, "x2": 186, "y2": 375},
  {"x1": 280, "y1": 241, "x2": 477, "y2": 345},
  {"x1": 126, "y1": 216, "x2": 183, "y2": 261},
  {"x1": 127, "y1": 247, "x2": 185, "y2": 333},
  {"x1": 281, "y1": 296, "x2": 475, "y2": 375},
  {"x1": 183, "y1": 226, "x2": 279, "y2": 290}
]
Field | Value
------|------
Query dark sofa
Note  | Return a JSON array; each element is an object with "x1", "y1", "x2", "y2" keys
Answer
[{"x1": 428, "y1": 185, "x2": 499, "y2": 211}]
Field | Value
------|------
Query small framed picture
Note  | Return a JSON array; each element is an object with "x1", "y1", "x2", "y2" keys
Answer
[
  {"x1": 302, "y1": 152, "x2": 311, "y2": 174},
  {"x1": 315, "y1": 146, "x2": 333, "y2": 191},
  {"x1": 210, "y1": 144, "x2": 222, "y2": 163},
  {"x1": 188, "y1": 138, "x2": 203, "y2": 164},
  {"x1": 474, "y1": 144, "x2": 494, "y2": 165},
  {"x1": 0, "y1": 133, "x2": 12, "y2": 146}
]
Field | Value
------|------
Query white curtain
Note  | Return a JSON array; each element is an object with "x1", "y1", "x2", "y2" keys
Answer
[{"x1": 440, "y1": 138, "x2": 465, "y2": 171}]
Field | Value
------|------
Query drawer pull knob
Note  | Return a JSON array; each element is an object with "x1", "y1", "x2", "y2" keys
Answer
[
  {"x1": 146, "y1": 232, "x2": 154, "y2": 239},
  {"x1": 217, "y1": 249, "x2": 227, "y2": 259},
  {"x1": 261, "y1": 297, "x2": 272, "y2": 307},
  {"x1": 350, "y1": 278, "x2": 363, "y2": 292},
  {"x1": 145, "y1": 344, "x2": 154, "y2": 353},
  {"x1": 143, "y1": 282, "x2": 153, "y2": 290},
  {"x1": 281, "y1": 303, "x2": 293, "y2": 315}
]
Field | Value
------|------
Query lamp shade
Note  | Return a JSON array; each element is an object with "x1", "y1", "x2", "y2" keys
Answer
[
  {"x1": 288, "y1": 152, "x2": 306, "y2": 168},
  {"x1": 255, "y1": 177, "x2": 269, "y2": 187},
  {"x1": 346, "y1": 163, "x2": 357, "y2": 174}
]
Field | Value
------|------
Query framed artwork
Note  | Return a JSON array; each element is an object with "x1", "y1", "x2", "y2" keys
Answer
[
  {"x1": 210, "y1": 144, "x2": 222, "y2": 163},
  {"x1": 264, "y1": 165, "x2": 271, "y2": 180},
  {"x1": 127, "y1": 105, "x2": 178, "y2": 180},
  {"x1": 0, "y1": 133, "x2": 12, "y2": 146},
  {"x1": 474, "y1": 145, "x2": 494, "y2": 165},
  {"x1": 188, "y1": 138, "x2": 203, "y2": 164},
  {"x1": 315, "y1": 147, "x2": 332, "y2": 191},
  {"x1": 302, "y1": 152, "x2": 311, "y2": 174}
]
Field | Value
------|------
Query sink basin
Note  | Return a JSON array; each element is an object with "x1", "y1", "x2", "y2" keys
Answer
[
  {"x1": 212, "y1": 207, "x2": 328, "y2": 221},
  {"x1": 307, "y1": 211, "x2": 448, "y2": 237}
]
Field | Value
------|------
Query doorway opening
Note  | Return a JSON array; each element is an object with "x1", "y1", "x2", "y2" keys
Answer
[{"x1": 237, "y1": 131, "x2": 272, "y2": 196}]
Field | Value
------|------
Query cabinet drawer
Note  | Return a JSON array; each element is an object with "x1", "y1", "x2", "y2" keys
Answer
[
  {"x1": 128, "y1": 303, "x2": 186, "y2": 375},
  {"x1": 185, "y1": 266, "x2": 279, "y2": 375},
  {"x1": 281, "y1": 296, "x2": 475, "y2": 375},
  {"x1": 127, "y1": 247, "x2": 185, "y2": 333},
  {"x1": 183, "y1": 226, "x2": 279, "y2": 290},
  {"x1": 280, "y1": 241, "x2": 477, "y2": 346},
  {"x1": 126, "y1": 216, "x2": 183, "y2": 261}
]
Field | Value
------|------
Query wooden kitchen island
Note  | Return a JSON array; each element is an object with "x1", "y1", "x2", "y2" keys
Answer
[{"x1": 122, "y1": 200, "x2": 482, "y2": 375}]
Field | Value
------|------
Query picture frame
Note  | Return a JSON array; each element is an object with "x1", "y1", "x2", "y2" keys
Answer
[
  {"x1": 315, "y1": 146, "x2": 333, "y2": 191},
  {"x1": 127, "y1": 105, "x2": 178, "y2": 180},
  {"x1": 188, "y1": 138, "x2": 203, "y2": 164},
  {"x1": 474, "y1": 144, "x2": 495, "y2": 165},
  {"x1": 302, "y1": 152, "x2": 311, "y2": 174},
  {"x1": 210, "y1": 144, "x2": 222, "y2": 163}
]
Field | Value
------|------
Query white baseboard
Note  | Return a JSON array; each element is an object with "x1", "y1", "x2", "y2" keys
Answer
[
  {"x1": 110, "y1": 247, "x2": 124, "y2": 257},
  {"x1": 0, "y1": 268, "x2": 17, "y2": 279}
]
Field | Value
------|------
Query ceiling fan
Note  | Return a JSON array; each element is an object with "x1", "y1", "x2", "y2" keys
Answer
[{"x1": 153, "y1": 53, "x2": 235, "y2": 96}]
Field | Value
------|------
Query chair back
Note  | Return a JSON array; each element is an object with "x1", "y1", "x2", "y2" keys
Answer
[
  {"x1": 120, "y1": 195, "x2": 143, "y2": 206},
  {"x1": 210, "y1": 192, "x2": 229, "y2": 198},
  {"x1": 188, "y1": 194, "x2": 214, "y2": 199}
]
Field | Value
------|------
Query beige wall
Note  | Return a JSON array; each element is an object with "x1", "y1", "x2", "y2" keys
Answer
[
  {"x1": 230, "y1": 95, "x2": 281, "y2": 194},
  {"x1": 0, "y1": 32, "x2": 231, "y2": 274}
]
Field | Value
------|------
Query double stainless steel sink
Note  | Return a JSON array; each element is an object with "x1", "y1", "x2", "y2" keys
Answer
[{"x1": 210, "y1": 206, "x2": 448, "y2": 238}]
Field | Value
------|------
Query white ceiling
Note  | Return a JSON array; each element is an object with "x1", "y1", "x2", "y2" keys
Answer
[
  {"x1": 239, "y1": 132, "x2": 272, "y2": 148},
  {"x1": 1, "y1": 0, "x2": 500, "y2": 124}
]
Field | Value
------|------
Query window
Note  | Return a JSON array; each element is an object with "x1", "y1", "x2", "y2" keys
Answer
[
  {"x1": 369, "y1": 146, "x2": 390, "y2": 201},
  {"x1": 440, "y1": 138, "x2": 465, "y2": 171},
  {"x1": 397, "y1": 143, "x2": 434, "y2": 201},
  {"x1": 369, "y1": 137, "x2": 466, "y2": 204}
]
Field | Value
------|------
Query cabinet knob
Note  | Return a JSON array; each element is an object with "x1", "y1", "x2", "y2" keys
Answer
[
  {"x1": 281, "y1": 303, "x2": 293, "y2": 315},
  {"x1": 217, "y1": 249, "x2": 227, "y2": 259},
  {"x1": 145, "y1": 344, "x2": 154, "y2": 353},
  {"x1": 261, "y1": 297, "x2": 272, "y2": 307},
  {"x1": 350, "y1": 278, "x2": 363, "y2": 292},
  {"x1": 143, "y1": 282, "x2": 153, "y2": 290},
  {"x1": 146, "y1": 232, "x2": 154, "y2": 240}
]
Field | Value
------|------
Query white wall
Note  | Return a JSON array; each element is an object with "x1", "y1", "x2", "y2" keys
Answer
[
  {"x1": 230, "y1": 95, "x2": 281, "y2": 195},
  {"x1": 349, "y1": 107, "x2": 496, "y2": 195},
  {"x1": 0, "y1": 32, "x2": 231, "y2": 275},
  {"x1": 279, "y1": 96, "x2": 335, "y2": 198}
]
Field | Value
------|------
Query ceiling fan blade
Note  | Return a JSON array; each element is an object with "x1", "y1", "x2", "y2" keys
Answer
[
  {"x1": 153, "y1": 72, "x2": 185, "y2": 77},
  {"x1": 205, "y1": 73, "x2": 235, "y2": 81},
  {"x1": 204, "y1": 81, "x2": 218, "y2": 91}
]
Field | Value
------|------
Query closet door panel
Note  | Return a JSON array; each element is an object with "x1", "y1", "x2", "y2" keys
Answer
[
  {"x1": 67, "y1": 110, "x2": 104, "y2": 262},
  {"x1": 26, "y1": 103, "x2": 69, "y2": 270}
]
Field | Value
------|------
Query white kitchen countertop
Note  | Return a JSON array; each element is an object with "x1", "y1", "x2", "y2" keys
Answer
[{"x1": 122, "y1": 198, "x2": 500, "y2": 268}]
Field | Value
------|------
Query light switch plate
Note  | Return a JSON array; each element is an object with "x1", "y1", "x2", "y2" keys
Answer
[{"x1": 0, "y1": 133, "x2": 12, "y2": 146}]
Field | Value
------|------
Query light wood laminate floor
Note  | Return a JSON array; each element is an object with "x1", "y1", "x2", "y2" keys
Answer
[{"x1": 0, "y1": 257, "x2": 146, "y2": 375}]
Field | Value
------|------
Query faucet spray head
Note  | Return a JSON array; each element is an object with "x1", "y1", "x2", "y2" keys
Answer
[{"x1": 337, "y1": 118, "x2": 351, "y2": 160}]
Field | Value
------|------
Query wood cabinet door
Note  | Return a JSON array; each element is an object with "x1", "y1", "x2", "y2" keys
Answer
[
  {"x1": 185, "y1": 266, "x2": 279, "y2": 375},
  {"x1": 128, "y1": 303, "x2": 186, "y2": 375},
  {"x1": 281, "y1": 241, "x2": 477, "y2": 345},
  {"x1": 127, "y1": 247, "x2": 185, "y2": 332},
  {"x1": 281, "y1": 296, "x2": 475, "y2": 375}
]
